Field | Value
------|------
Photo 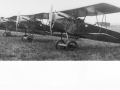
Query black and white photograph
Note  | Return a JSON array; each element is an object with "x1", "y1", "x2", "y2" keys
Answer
[
  {"x1": 0, "y1": 0, "x2": 120, "y2": 60},
  {"x1": 0, "y1": 0, "x2": 120, "y2": 90}
]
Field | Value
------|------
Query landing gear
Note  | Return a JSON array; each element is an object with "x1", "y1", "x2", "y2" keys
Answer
[
  {"x1": 3, "y1": 31, "x2": 12, "y2": 37},
  {"x1": 55, "y1": 40, "x2": 66, "y2": 50},
  {"x1": 21, "y1": 35, "x2": 28, "y2": 41},
  {"x1": 27, "y1": 35, "x2": 34, "y2": 42},
  {"x1": 66, "y1": 41, "x2": 78, "y2": 51},
  {"x1": 55, "y1": 40, "x2": 78, "y2": 51},
  {"x1": 55, "y1": 32, "x2": 78, "y2": 51},
  {"x1": 21, "y1": 35, "x2": 34, "y2": 42},
  {"x1": 21, "y1": 30, "x2": 34, "y2": 42}
]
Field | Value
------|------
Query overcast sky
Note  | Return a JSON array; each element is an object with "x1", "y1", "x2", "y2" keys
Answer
[
  {"x1": 0, "y1": 0, "x2": 120, "y2": 16},
  {"x1": 1, "y1": 0, "x2": 120, "y2": 24}
]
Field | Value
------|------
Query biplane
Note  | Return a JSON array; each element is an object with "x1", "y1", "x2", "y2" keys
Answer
[
  {"x1": 17, "y1": 3, "x2": 120, "y2": 51},
  {"x1": 0, "y1": 14, "x2": 50, "y2": 43},
  {"x1": 0, "y1": 17, "x2": 13, "y2": 36},
  {"x1": 1, "y1": 3, "x2": 120, "y2": 51},
  {"x1": 49, "y1": 3, "x2": 120, "y2": 51}
]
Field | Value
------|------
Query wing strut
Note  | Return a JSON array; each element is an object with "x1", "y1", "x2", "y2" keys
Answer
[
  {"x1": 99, "y1": 13, "x2": 105, "y2": 33},
  {"x1": 95, "y1": 10, "x2": 99, "y2": 27},
  {"x1": 95, "y1": 12, "x2": 108, "y2": 34}
]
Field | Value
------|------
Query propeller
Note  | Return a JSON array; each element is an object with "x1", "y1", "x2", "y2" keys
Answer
[
  {"x1": 16, "y1": 12, "x2": 20, "y2": 32},
  {"x1": 0, "y1": 17, "x2": 2, "y2": 24},
  {"x1": 49, "y1": 5, "x2": 53, "y2": 35}
]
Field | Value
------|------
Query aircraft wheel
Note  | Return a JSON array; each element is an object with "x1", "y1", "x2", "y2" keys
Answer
[
  {"x1": 3, "y1": 32, "x2": 12, "y2": 37},
  {"x1": 55, "y1": 40, "x2": 66, "y2": 50},
  {"x1": 26, "y1": 35, "x2": 34, "y2": 42},
  {"x1": 21, "y1": 35, "x2": 28, "y2": 41},
  {"x1": 66, "y1": 41, "x2": 78, "y2": 51}
]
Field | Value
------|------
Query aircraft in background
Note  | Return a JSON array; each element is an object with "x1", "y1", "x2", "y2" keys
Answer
[
  {"x1": 0, "y1": 17, "x2": 13, "y2": 36},
  {"x1": 0, "y1": 11, "x2": 64, "y2": 42},
  {"x1": 0, "y1": 14, "x2": 50, "y2": 42}
]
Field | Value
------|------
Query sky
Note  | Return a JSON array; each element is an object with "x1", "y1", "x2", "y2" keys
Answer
[
  {"x1": 0, "y1": 0, "x2": 120, "y2": 24},
  {"x1": 0, "y1": 62, "x2": 120, "y2": 90},
  {"x1": 1, "y1": 0, "x2": 120, "y2": 25}
]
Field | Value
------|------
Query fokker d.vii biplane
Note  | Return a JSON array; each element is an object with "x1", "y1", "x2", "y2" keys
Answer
[
  {"x1": 49, "y1": 3, "x2": 120, "y2": 51},
  {"x1": 0, "y1": 3, "x2": 120, "y2": 51}
]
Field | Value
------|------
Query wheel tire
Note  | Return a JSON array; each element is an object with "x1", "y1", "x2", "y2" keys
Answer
[
  {"x1": 8, "y1": 32, "x2": 12, "y2": 36},
  {"x1": 67, "y1": 41, "x2": 78, "y2": 51},
  {"x1": 26, "y1": 35, "x2": 34, "y2": 42},
  {"x1": 3, "y1": 32, "x2": 7, "y2": 37},
  {"x1": 21, "y1": 35, "x2": 28, "y2": 41},
  {"x1": 3, "y1": 32, "x2": 12, "y2": 37},
  {"x1": 55, "y1": 40, "x2": 66, "y2": 50}
]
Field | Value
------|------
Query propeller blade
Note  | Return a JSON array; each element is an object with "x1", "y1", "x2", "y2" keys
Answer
[
  {"x1": 16, "y1": 12, "x2": 20, "y2": 31},
  {"x1": 49, "y1": 5, "x2": 53, "y2": 35},
  {"x1": 0, "y1": 17, "x2": 1, "y2": 24}
]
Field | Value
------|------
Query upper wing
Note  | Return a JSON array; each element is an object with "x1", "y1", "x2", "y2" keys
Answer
[
  {"x1": 34, "y1": 13, "x2": 49, "y2": 19},
  {"x1": 7, "y1": 16, "x2": 17, "y2": 20},
  {"x1": 60, "y1": 3, "x2": 120, "y2": 18},
  {"x1": 23, "y1": 13, "x2": 49, "y2": 19},
  {"x1": 7, "y1": 15, "x2": 31, "y2": 22}
]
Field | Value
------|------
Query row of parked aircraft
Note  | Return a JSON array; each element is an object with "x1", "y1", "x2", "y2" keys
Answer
[{"x1": 0, "y1": 3, "x2": 120, "y2": 51}]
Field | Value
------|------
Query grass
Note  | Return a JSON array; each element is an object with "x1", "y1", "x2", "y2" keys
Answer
[{"x1": 0, "y1": 29, "x2": 120, "y2": 60}]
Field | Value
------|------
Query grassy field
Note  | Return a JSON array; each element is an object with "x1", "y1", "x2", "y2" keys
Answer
[{"x1": 0, "y1": 28, "x2": 120, "y2": 60}]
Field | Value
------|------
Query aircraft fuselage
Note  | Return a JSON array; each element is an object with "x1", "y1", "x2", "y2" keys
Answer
[{"x1": 52, "y1": 20, "x2": 120, "y2": 43}]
